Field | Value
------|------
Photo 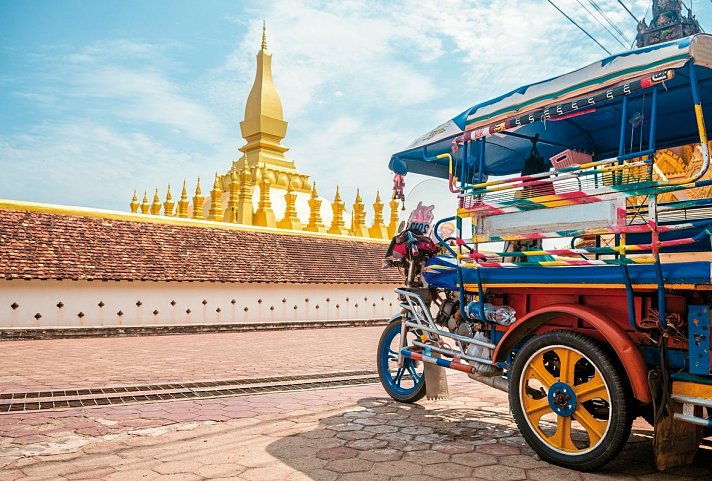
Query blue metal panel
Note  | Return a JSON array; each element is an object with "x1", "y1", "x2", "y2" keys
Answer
[
  {"x1": 641, "y1": 346, "x2": 689, "y2": 371},
  {"x1": 688, "y1": 305, "x2": 711, "y2": 375},
  {"x1": 671, "y1": 371, "x2": 712, "y2": 385}
]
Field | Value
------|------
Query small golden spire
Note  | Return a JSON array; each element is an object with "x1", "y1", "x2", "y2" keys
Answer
[
  {"x1": 328, "y1": 186, "x2": 349, "y2": 236},
  {"x1": 369, "y1": 191, "x2": 389, "y2": 239},
  {"x1": 236, "y1": 161, "x2": 255, "y2": 224},
  {"x1": 262, "y1": 19, "x2": 267, "y2": 50},
  {"x1": 177, "y1": 180, "x2": 189, "y2": 218},
  {"x1": 277, "y1": 175, "x2": 303, "y2": 230},
  {"x1": 208, "y1": 173, "x2": 223, "y2": 221},
  {"x1": 192, "y1": 177, "x2": 204, "y2": 219},
  {"x1": 350, "y1": 189, "x2": 369, "y2": 237},
  {"x1": 387, "y1": 194, "x2": 400, "y2": 238},
  {"x1": 253, "y1": 167, "x2": 276, "y2": 227},
  {"x1": 130, "y1": 190, "x2": 139, "y2": 213},
  {"x1": 163, "y1": 184, "x2": 175, "y2": 217},
  {"x1": 224, "y1": 171, "x2": 239, "y2": 223},
  {"x1": 140, "y1": 191, "x2": 150, "y2": 214},
  {"x1": 150, "y1": 188, "x2": 162, "y2": 215},
  {"x1": 305, "y1": 182, "x2": 326, "y2": 233}
]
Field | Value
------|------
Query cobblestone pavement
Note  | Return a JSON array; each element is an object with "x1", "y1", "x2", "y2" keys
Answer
[
  {"x1": 1, "y1": 330, "x2": 711, "y2": 480},
  {"x1": 0, "y1": 327, "x2": 383, "y2": 393}
]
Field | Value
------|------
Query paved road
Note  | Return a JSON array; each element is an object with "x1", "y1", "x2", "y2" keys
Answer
[
  {"x1": 1, "y1": 328, "x2": 711, "y2": 480},
  {"x1": 0, "y1": 327, "x2": 384, "y2": 393}
]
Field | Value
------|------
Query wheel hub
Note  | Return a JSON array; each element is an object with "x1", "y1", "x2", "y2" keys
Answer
[{"x1": 548, "y1": 381, "x2": 577, "y2": 417}]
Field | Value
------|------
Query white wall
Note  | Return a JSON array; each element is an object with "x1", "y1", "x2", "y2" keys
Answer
[{"x1": 0, "y1": 280, "x2": 400, "y2": 328}]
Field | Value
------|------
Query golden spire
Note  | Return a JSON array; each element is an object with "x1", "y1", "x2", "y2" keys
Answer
[
  {"x1": 192, "y1": 177, "x2": 205, "y2": 220},
  {"x1": 130, "y1": 190, "x2": 139, "y2": 213},
  {"x1": 224, "y1": 172, "x2": 239, "y2": 223},
  {"x1": 238, "y1": 20, "x2": 302, "y2": 184},
  {"x1": 305, "y1": 182, "x2": 326, "y2": 233},
  {"x1": 387, "y1": 194, "x2": 400, "y2": 238},
  {"x1": 277, "y1": 176, "x2": 303, "y2": 230},
  {"x1": 163, "y1": 184, "x2": 175, "y2": 217},
  {"x1": 350, "y1": 189, "x2": 369, "y2": 237},
  {"x1": 262, "y1": 19, "x2": 267, "y2": 50},
  {"x1": 150, "y1": 188, "x2": 162, "y2": 215},
  {"x1": 177, "y1": 180, "x2": 189, "y2": 218},
  {"x1": 236, "y1": 161, "x2": 254, "y2": 224},
  {"x1": 208, "y1": 173, "x2": 223, "y2": 221},
  {"x1": 369, "y1": 191, "x2": 389, "y2": 239},
  {"x1": 140, "y1": 191, "x2": 150, "y2": 214},
  {"x1": 328, "y1": 186, "x2": 349, "y2": 236},
  {"x1": 253, "y1": 167, "x2": 276, "y2": 227}
]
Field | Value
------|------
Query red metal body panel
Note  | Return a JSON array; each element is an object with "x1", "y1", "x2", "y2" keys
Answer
[{"x1": 492, "y1": 301, "x2": 653, "y2": 403}]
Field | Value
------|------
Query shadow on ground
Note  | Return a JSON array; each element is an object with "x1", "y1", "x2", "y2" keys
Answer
[{"x1": 267, "y1": 396, "x2": 712, "y2": 481}]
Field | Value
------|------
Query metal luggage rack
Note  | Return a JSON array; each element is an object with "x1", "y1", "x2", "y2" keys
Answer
[
  {"x1": 458, "y1": 156, "x2": 655, "y2": 215},
  {"x1": 395, "y1": 288, "x2": 495, "y2": 368}
]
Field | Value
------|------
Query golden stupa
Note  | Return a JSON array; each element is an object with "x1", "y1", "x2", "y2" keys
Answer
[
  {"x1": 129, "y1": 21, "x2": 399, "y2": 240},
  {"x1": 232, "y1": 22, "x2": 310, "y2": 193}
]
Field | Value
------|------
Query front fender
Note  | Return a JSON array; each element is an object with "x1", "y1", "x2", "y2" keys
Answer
[{"x1": 493, "y1": 303, "x2": 652, "y2": 404}]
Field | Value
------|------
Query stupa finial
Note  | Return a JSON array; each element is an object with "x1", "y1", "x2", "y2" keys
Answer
[
  {"x1": 192, "y1": 177, "x2": 204, "y2": 220},
  {"x1": 369, "y1": 190, "x2": 388, "y2": 239},
  {"x1": 140, "y1": 191, "x2": 150, "y2": 214},
  {"x1": 150, "y1": 188, "x2": 162, "y2": 215},
  {"x1": 208, "y1": 173, "x2": 223, "y2": 222},
  {"x1": 305, "y1": 182, "x2": 326, "y2": 233},
  {"x1": 130, "y1": 190, "x2": 139, "y2": 213},
  {"x1": 163, "y1": 184, "x2": 175, "y2": 217},
  {"x1": 177, "y1": 180, "x2": 189, "y2": 218},
  {"x1": 262, "y1": 19, "x2": 267, "y2": 50}
]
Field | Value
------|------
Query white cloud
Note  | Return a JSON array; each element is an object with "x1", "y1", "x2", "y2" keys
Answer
[
  {"x1": 20, "y1": 38, "x2": 226, "y2": 145},
  {"x1": 0, "y1": 122, "x2": 227, "y2": 211},
  {"x1": 71, "y1": 66, "x2": 226, "y2": 144},
  {"x1": 220, "y1": 0, "x2": 443, "y2": 118}
]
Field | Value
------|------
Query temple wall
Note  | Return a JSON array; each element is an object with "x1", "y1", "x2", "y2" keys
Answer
[{"x1": 0, "y1": 280, "x2": 400, "y2": 328}]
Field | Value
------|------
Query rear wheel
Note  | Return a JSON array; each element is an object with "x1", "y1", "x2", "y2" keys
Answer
[
  {"x1": 377, "y1": 317, "x2": 426, "y2": 403},
  {"x1": 509, "y1": 330, "x2": 634, "y2": 471}
]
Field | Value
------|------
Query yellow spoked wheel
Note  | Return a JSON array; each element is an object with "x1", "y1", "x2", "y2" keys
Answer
[{"x1": 510, "y1": 331, "x2": 633, "y2": 471}]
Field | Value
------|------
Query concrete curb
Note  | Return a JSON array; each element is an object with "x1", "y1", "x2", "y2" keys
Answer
[{"x1": 0, "y1": 318, "x2": 390, "y2": 340}]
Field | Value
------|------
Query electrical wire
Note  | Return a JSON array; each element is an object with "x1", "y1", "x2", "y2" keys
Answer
[
  {"x1": 617, "y1": 0, "x2": 639, "y2": 23},
  {"x1": 576, "y1": 0, "x2": 629, "y2": 50},
  {"x1": 547, "y1": 0, "x2": 613, "y2": 55},
  {"x1": 588, "y1": 0, "x2": 631, "y2": 43}
]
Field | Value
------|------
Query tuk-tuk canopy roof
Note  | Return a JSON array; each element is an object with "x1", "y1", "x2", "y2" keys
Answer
[{"x1": 389, "y1": 34, "x2": 712, "y2": 179}]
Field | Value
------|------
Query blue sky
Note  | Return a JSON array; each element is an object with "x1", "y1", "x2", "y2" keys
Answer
[{"x1": 1, "y1": 0, "x2": 711, "y2": 213}]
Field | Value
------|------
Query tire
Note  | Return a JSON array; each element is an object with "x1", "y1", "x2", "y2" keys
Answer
[
  {"x1": 377, "y1": 317, "x2": 426, "y2": 403},
  {"x1": 509, "y1": 330, "x2": 634, "y2": 471}
]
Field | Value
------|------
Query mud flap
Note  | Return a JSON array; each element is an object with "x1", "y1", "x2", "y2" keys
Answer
[
  {"x1": 654, "y1": 408, "x2": 701, "y2": 471},
  {"x1": 424, "y1": 353, "x2": 449, "y2": 400},
  {"x1": 649, "y1": 367, "x2": 704, "y2": 470}
]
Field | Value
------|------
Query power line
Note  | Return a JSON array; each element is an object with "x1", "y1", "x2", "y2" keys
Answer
[
  {"x1": 588, "y1": 0, "x2": 631, "y2": 43},
  {"x1": 617, "y1": 0, "x2": 640, "y2": 23},
  {"x1": 576, "y1": 0, "x2": 629, "y2": 49},
  {"x1": 547, "y1": 0, "x2": 613, "y2": 55}
]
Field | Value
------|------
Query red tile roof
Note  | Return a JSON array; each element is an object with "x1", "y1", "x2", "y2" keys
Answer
[{"x1": 0, "y1": 209, "x2": 402, "y2": 284}]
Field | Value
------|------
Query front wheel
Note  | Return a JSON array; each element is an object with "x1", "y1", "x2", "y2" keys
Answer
[
  {"x1": 377, "y1": 317, "x2": 426, "y2": 403},
  {"x1": 509, "y1": 330, "x2": 634, "y2": 471}
]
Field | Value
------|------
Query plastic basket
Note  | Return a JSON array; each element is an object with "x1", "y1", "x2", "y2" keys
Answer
[{"x1": 550, "y1": 149, "x2": 592, "y2": 170}]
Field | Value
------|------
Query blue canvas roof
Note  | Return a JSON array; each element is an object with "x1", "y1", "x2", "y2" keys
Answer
[{"x1": 389, "y1": 34, "x2": 712, "y2": 179}]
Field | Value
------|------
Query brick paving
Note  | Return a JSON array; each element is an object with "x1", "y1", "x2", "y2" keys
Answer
[
  {"x1": 1, "y1": 329, "x2": 711, "y2": 480},
  {"x1": 0, "y1": 327, "x2": 383, "y2": 393}
]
